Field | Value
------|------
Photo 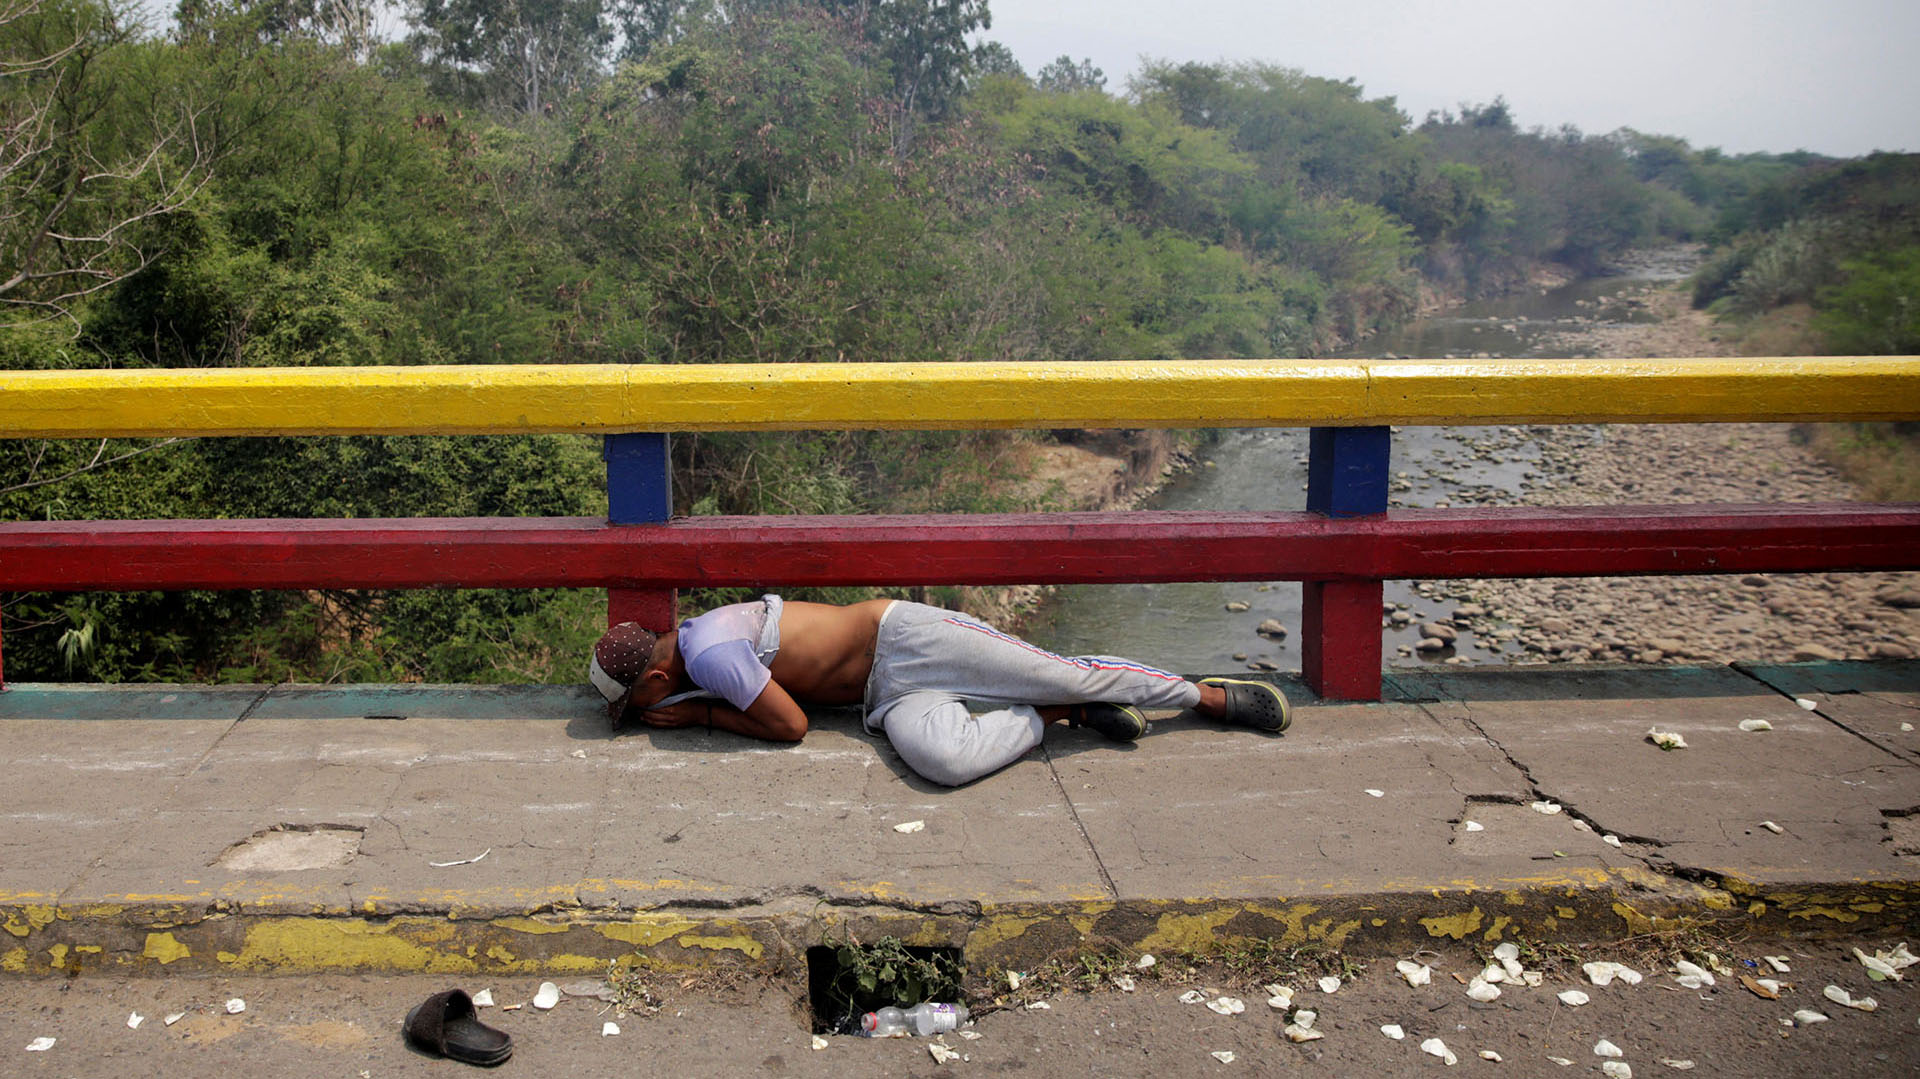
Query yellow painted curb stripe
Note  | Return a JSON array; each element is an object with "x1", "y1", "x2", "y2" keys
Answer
[{"x1": 3, "y1": 358, "x2": 1916, "y2": 438}]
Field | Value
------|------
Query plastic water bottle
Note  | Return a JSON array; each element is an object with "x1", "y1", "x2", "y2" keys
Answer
[{"x1": 860, "y1": 1002, "x2": 968, "y2": 1037}]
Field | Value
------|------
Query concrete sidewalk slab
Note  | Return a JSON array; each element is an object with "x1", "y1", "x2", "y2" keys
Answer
[{"x1": 2, "y1": 664, "x2": 1917, "y2": 981}]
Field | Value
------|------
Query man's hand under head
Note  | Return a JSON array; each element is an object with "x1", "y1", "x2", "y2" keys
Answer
[{"x1": 638, "y1": 679, "x2": 809, "y2": 743}]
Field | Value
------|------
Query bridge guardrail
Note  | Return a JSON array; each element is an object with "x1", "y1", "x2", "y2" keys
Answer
[{"x1": 3, "y1": 357, "x2": 1917, "y2": 699}]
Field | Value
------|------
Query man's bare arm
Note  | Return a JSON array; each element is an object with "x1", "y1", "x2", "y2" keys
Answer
[{"x1": 638, "y1": 681, "x2": 809, "y2": 742}]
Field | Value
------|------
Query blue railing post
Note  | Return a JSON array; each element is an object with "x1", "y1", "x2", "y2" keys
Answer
[
  {"x1": 1303, "y1": 426, "x2": 1390, "y2": 700},
  {"x1": 604, "y1": 433, "x2": 677, "y2": 630}
]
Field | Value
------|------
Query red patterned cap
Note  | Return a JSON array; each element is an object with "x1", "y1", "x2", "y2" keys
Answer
[{"x1": 588, "y1": 622, "x2": 659, "y2": 721}]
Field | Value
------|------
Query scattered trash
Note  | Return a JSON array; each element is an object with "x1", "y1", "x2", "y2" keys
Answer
[
  {"x1": 1530, "y1": 801, "x2": 1562, "y2": 815},
  {"x1": 24, "y1": 1037, "x2": 54, "y2": 1052},
  {"x1": 1135, "y1": 954, "x2": 1157, "y2": 970},
  {"x1": 1672, "y1": 960, "x2": 1716, "y2": 989},
  {"x1": 1024, "y1": 1001, "x2": 1051, "y2": 1011},
  {"x1": 811, "y1": 1035, "x2": 829, "y2": 1050},
  {"x1": 1494, "y1": 942, "x2": 1525, "y2": 981},
  {"x1": 1738, "y1": 718, "x2": 1773, "y2": 732},
  {"x1": 1420, "y1": 1037, "x2": 1458, "y2": 1065},
  {"x1": 1396, "y1": 960, "x2": 1432, "y2": 987},
  {"x1": 559, "y1": 980, "x2": 615, "y2": 1002},
  {"x1": 1823, "y1": 985, "x2": 1877, "y2": 1012},
  {"x1": 226, "y1": 999, "x2": 246, "y2": 1015},
  {"x1": 1180, "y1": 990, "x2": 1209, "y2": 1005},
  {"x1": 127, "y1": 1012, "x2": 144, "y2": 1029},
  {"x1": 929, "y1": 1042, "x2": 962, "y2": 1064},
  {"x1": 164, "y1": 1013, "x2": 185, "y2": 1026},
  {"x1": 532, "y1": 982, "x2": 560, "y2": 1010},
  {"x1": 1464, "y1": 821, "x2": 1485, "y2": 832},
  {"x1": 1658, "y1": 1060, "x2": 1696, "y2": 1071},
  {"x1": 1364, "y1": 789, "x2": 1385, "y2": 798},
  {"x1": 1480, "y1": 1050, "x2": 1503, "y2": 1062},
  {"x1": 1264, "y1": 985, "x2": 1294, "y2": 1009},
  {"x1": 1381, "y1": 1024, "x2": 1405, "y2": 1040},
  {"x1": 1113, "y1": 974, "x2": 1136, "y2": 992},
  {"x1": 1760, "y1": 821, "x2": 1784, "y2": 834},
  {"x1": 569, "y1": 749, "x2": 588, "y2": 758},
  {"x1": 601, "y1": 1022, "x2": 619, "y2": 1036},
  {"x1": 429, "y1": 849, "x2": 491, "y2": 868},
  {"x1": 1571, "y1": 818, "x2": 1593, "y2": 833},
  {"x1": 1795, "y1": 698, "x2": 1818, "y2": 711},
  {"x1": 1205, "y1": 996, "x2": 1245, "y2": 1015},
  {"x1": 1317, "y1": 976, "x2": 1341, "y2": 994},
  {"x1": 472, "y1": 989, "x2": 494, "y2": 1007},
  {"x1": 1903, "y1": 723, "x2": 1915, "y2": 732},
  {"x1": 1764, "y1": 956, "x2": 1792, "y2": 973},
  {"x1": 892, "y1": 820, "x2": 925, "y2": 834},
  {"x1": 1467, "y1": 977, "x2": 1501, "y2": 1002},
  {"x1": 1292, "y1": 1009, "x2": 1317, "y2": 1030},
  {"x1": 1211, "y1": 1050, "x2": 1237, "y2": 1063},
  {"x1": 1854, "y1": 943, "x2": 1918, "y2": 981},
  {"x1": 1593, "y1": 1038, "x2": 1624, "y2": 1058},
  {"x1": 1792, "y1": 1009, "x2": 1829, "y2": 1025},
  {"x1": 1006, "y1": 971, "x2": 1022, "y2": 990},
  {"x1": 1522, "y1": 972, "x2": 1544, "y2": 987},
  {"x1": 1558, "y1": 990, "x2": 1590, "y2": 1007},
  {"x1": 1583, "y1": 962, "x2": 1644, "y2": 987},
  {"x1": 1739, "y1": 975, "x2": 1780, "y2": 1000},
  {"x1": 1646, "y1": 727, "x2": 1687, "y2": 750},
  {"x1": 1547, "y1": 1057, "x2": 1574, "y2": 1066},
  {"x1": 1602, "y1": 1063, "x2": 1633, "y2": 1079},
  {"x1": 959, "y1": 1031, "x2": 982, "y2": 1040},
  {"x1": 1283, "y1": 1023, "x2": 1324, "y2": 1043},
  {"x1": 1603, "y1": 834, "x2": 1623, "y2": 847}
]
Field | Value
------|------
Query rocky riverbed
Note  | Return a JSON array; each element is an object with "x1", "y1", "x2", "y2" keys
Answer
[{"x1": 1391, "y1": 287, "x2": 1920, "y2": 668}]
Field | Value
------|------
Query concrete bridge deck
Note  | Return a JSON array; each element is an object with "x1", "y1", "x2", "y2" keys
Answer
[{"x1": 4, "y1": 661, "x2": 1917, "y2": 981}]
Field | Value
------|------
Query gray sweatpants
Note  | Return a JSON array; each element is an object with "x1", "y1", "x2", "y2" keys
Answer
[{"x1": 862, "y1": 602, "x2": 1201, "y2": 786}]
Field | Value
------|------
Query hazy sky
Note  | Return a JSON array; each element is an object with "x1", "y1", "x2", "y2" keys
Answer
[{"x1": 981, "y1": 0, "x2": 1918, "y2": 157}]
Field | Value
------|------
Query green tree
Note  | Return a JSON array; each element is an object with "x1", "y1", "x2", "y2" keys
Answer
[
  {"x1": 1814, "y1": 247, "x2": 1920, "y2": 354},
  {"x1": 1034, "y1": 54, "x2": 1101, "y2": 94}
]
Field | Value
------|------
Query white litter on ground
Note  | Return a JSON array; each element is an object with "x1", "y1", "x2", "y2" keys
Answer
[
  {"x1": 892, "y1": 820, "x2": 924, "y2": 834},
  {"x1": 532, "y1": 982, "x2": 560, "y2": 1009},
  {"x1": 472, "y1": 989, "x2": 494, "y2": 1007},
  {"x1": 1646, "y1": 727, "x2": 1687, "y2": 749},
  {"x1": 24, "y1": 1037, "x2": 54, "y2": 1052},
  {"x1": 811, "y1": 1035, "x2": 829, "y2": 1050},
  {"x1": 1397, "y1": 960, "x2": 1432, "y2": 987},
  {"x1": 1584, "y1": 962, "x2": 1644, "y2": 987},
  {"x1": 1113, "y1": 974, "x2": 1136, "y2": 992},
  {"x1": 429, "y1": 848, "x2": 490, "y2": 867},
  {"x1": 1467, "y1": 977, "x2": 1501, "y2": 1002},
  {"x1": 1558, "y1": 990, "x2": 1590, "y2": 1007},
  {"x1": 929, "y1": 1042, "x2": 962, "y2": 1064},
  {"x1": 1672, "y1": 960, "x2": 1716, "y2": 989},
  {"x1": 225, "y1": 999, "x2": 246, "y2": 1014},
  {"x1": 1210, "y1": 1050, "x2": 1236, "y2": 1063},
  {"x1": 1380, "y1": 1024, "x2": 1405, "y2": 1040},
  {"x1": 1547, "y1": 1056, "x2": 1574, "y2": 1066},
  {"x1": 1205, "y1": 996, "x2": 1245, "y2": 1015},
  {"x1": 1593, "y1": 1038, "x2": 1624, "y2": 1058},
  {"x1": 1364, "y1": 789, "x2": 1384, "y2": 797},
  {"x1": 1179, "y1": 990, "x2": 1208, "y2": 1005},
  {"x1": 1283, "y1": 1023, "x2": 1324, "y2": 1043},
  {"x1": 1760, "y1": 821, "x2": 1785, "y2": 834},
  {"x1": 1024, "y1": 1001, "x2": 1050, "y2": 1011},
  {"x1": 1530, "y1": 801, "x2": 1562, "y2": 815},
  {"x1": 602, "y1": 1022, "x2": 619, "y2": 1036},
  {"x1": 1135, "y1": 954, "x2": 1156, "y2": 970},
  {"x1": 1658, "y1": 1060, "x2": 1696, "y2": 1070},
  {"x1": 127, "y1": 1012, "x2": 143, "y2": 1029},
  {"x1": 1739, "y1": 718, "x2": 1773, "y2": 732},
  {"x1": 1603, "y1": 834, "x2": 1623, "y2": 847},
  {"x1": 1854, "y1": 943, "x2": 1918, "y2": 981},
  {"x1": 1603, "y1": 1063, "x2": 1633, "y2": 1079},
  {"x1": 1796, "y1": 698, "x2": 1818, "y2": 710},
  {"x1": 1764, "y1": 956, "x2": 1792, "y2": 973},
  {"x1": 1317, "y1": 976, "x2": 1341, "y2": 994},
  {"x1": 1420, "y1": 1037, "x2": 1457, "y2": 1065},
  {"x1": 1264, "y1": 986, "x2": 1293, "y2": 1009},
  {"x1": 1480, "y1": 1050, "x2": 1503, "y2": 1062},
  {"x1": 1793, "y1": 1009, "x2": 1830, "y2": 1025},
  {"x1": 1824, "y1": 985, "x2": 1878, "y2": 1012},
  {"x1": 1464, "y1": 821, "x2": 1485, "y2": 832},
  {"x1": 164, "y1": 1013, "x2": 185, "y2": 1026}
]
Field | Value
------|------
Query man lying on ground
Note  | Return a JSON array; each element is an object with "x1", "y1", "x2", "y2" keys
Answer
[{"x1": 589, "y1": 594, "x2": 1290, "y2": 787}]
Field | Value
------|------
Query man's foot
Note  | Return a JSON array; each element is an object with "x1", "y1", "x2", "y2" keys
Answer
[
  {"x1": 1198, "y1": 678, "x2": 1291, "y2": 732},
  {"x1": 1069, "y1": 702, "x2": 1148, "y2": 742}
]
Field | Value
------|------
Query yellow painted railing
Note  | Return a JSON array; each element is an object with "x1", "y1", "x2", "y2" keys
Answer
[{"x1": 3, "y1": 357, "x2": 1917, "y2": 438}]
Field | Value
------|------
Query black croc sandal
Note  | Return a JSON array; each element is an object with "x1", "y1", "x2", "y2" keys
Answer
[
  {"x1": 404, "y1": 989, "x2": 513, "y2": 1067},
  {"x1": 1069, "y1": 702, "x2": 1148, "y2": 742},
  {"x1": 1199, "y1": 678, "x2": 1292, "y2": 732}
]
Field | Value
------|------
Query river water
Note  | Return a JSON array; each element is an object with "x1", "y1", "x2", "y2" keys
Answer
[{"x1": 1023, "y1": 250, "x2": 1698, "y2": 674}]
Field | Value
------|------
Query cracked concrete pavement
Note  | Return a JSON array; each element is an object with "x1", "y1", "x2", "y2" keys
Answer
[{"x1": 2, "y1": 662, "x2": 1917, "y2": 980}]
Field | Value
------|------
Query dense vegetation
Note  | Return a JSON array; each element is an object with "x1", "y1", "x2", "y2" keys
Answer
[{"x1": 0, "y1": 0, "x2": 1822, "y2": 682}]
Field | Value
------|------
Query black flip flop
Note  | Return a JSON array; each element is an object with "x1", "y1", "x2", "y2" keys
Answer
[
  {"x1": 1199, "y1": 678, "x2": 1292, "y2": 732},
  {"x1": 404, "y1": 989, "x2": 513, "y2": 1066}
]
